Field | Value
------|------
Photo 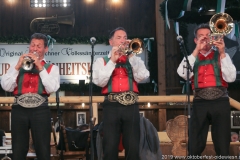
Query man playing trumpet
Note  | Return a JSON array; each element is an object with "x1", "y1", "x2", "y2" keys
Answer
[
  {"x1": 177, "y1": 23, "x2": 236, "y2": 158},
  {"x1": 1, "y1": 33, "x2": 60, "y2": 160},
  {"x1": 93, "y1": 27, "x2": 149, "y2": 160}
]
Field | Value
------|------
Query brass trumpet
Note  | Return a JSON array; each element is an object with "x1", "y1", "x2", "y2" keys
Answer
[
  {"x1": 209, "y1": 13, "x2": 234, "y2": 44},
  {"x1": 118, "y1": 38, "x2": 144, "y2": 55},
  {"x1": 22, "y1": 52, "x2": 39, "y2": 71}
]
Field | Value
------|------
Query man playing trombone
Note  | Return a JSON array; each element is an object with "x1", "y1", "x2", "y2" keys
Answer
[{"x1": 177, "y1": 23, "x2": 236, "y2": 158}]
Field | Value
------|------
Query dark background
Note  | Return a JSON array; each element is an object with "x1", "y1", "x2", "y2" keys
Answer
[{"x1": 0, "y1": 0, "x2": 156, "y2": 38}]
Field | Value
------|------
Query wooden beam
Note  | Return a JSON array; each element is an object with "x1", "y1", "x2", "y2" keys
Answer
[
  {"x1": 156, "y1": 0, "x2": 166, "y2": 95},
  {"x1": 158, "y1": 109, "x2": 166, "y2": 131},
  {"x1": 156, "y1": 0, "x2": 167, "y2": 131},
  {"x1": 1, "y1": 96, "x2": 239, "y2": 109}
]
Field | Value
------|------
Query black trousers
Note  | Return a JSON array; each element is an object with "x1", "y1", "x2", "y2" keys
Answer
[
  {"x1": 11, "y1": 104, "x2": 51, "y2": 160},
  {"x1": 189, "y1": 97, "x2": 231, "y2": 158},
  {"x1": 102, "y1": 100, "x2": 140, "y2": 160}
]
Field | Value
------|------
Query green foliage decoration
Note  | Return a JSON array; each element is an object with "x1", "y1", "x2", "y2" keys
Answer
[
  {"x1": 0, "y1": 35, "x2": 109, "y2": 44},
  {"x1": 0, "y1": 35, "x2": 30, "y2": 44},
  {"x1": 0, "y1": 35, "x2": 148, "y2": 45}
]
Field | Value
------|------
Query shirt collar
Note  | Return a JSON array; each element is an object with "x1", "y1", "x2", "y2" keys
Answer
[
  {"x1": 200, "y1": 46, "x2": 217, "y2": 57},
  {"x1": 200, "y1": 48, "x2": 215, "y2": 57},
  {"x1": 41, "y1": 59, "x2": 47, "y2": 63}
]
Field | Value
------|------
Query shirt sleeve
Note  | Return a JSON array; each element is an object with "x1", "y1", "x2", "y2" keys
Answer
[
  {"x1": 177, "y1": 54, "x2": 196, "y2": 80},
  {"x1": 39, "y1": 64, "x2": 60, "y2": 94},
  {"x1": 92, "y1": 57, "x2": 116, "y2": 87},
  {"x1": 221, "y1": 53, "x2": 236, "y2": 82},
  {"x1": 128, "y1": 55, "x2": 150, "y2": 83},
  {"x1": 1, "y1": 63, "x2": 19, "y2": 92}
]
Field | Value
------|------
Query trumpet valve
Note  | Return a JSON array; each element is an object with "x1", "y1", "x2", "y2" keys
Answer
[{"x1": 209, "y1": 33, "x2": 223, "y2": 44}]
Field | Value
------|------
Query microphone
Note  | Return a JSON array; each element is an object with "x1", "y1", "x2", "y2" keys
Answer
[
  {"x1": 90, "y1": 37, "x2": 96, "y2": 45},
  {"x1": 176, "y1": 35, "x2": 184, "y2": 44}
]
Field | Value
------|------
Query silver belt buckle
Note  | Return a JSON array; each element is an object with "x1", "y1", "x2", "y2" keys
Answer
[
  {"x1": 197, "y1": 87, "x2": 224, "y2": 100},
  {"x1": 16, "y1": 93, "x2": 46, "y2": 108},
  {"x1": 114, "y1": 91, "x2": 138, "y2": 106}
]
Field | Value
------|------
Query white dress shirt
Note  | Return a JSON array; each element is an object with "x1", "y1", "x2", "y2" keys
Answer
[
  {"x1": 177, "y1": 52, "x2": 236, "y2": 83},
  {"x1": 1, "y1": 59, "x2": 60, "y2": 94},
  {"x1": 92, "y1": 51, "x2": 150, "y2": 87}
]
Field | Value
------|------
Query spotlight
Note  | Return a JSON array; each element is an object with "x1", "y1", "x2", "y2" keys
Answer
[
  {"x1": 30, "y1": 0, "x2": 71, "y2": 7},
  {"x1": 82, "y1": 103, "x2": 85, "y2": 108},
  {"x1": 112, "y1": 0, "x2": 120, "y2": 2},
  {"x1": 147, "y1": 102, "x2": 151, "y2": 108},
  {"x1": 208, "y1": 9, "x2": 215, "y2": 12}
]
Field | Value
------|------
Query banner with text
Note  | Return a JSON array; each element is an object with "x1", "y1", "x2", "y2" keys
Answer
[{"x1": 0, "y1": 44, "x2": 149, "y2": 84}]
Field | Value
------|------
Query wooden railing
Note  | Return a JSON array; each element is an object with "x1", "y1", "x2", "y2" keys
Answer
[{"x1": 1, "y1": 95, "x2": 240, "y2": 124}]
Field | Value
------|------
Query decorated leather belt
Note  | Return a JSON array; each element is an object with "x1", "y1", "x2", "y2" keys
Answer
[
  {"x1": 193, "y1": 87, "x2": 228, "y2": 100},
  {"x1": 105, "y1": 91, "x2": 138, "y2": 106},
  {"x1": 14, "y1": 93, "x2": 47, "y2": 108}
]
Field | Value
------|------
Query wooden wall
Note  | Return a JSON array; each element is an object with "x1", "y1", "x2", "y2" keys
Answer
[{"x1": 0, "y1": 104, "x2": 161, "y2": 133}]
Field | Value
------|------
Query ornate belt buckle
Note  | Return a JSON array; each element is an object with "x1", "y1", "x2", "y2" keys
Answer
[
  {"x1": 17, "y1": 93, "x2": 46, "y2": 108},
  {"x1": 198, "y1": 87, "x2": 224, "y2": 100},
  {"x1": 115, "y1": 91, "x2": 138, "y2": 106}
]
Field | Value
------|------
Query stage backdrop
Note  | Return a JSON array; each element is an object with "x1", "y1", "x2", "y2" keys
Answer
[{"x1": 0, "y1": 44, "x2": 149, "y2": 84}]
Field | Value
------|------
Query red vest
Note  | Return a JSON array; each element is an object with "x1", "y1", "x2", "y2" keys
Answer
[
  {"x1": 13, "y1": 63, "x2": 53, "y2": 96},
  {"x1": 191, "y1": 50, "x2": 228, "y2": 90},
  {"x1": 101, "y1": 56, "x2": 139, "y2": 94}
]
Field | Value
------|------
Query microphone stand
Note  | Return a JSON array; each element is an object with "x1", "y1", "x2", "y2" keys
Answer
[
  {"x1": 89, "y1": 40, "x2": 95, "y2": 160},
  {"x1": 56, "y1": 89, "x2": 64, "y2": 160},
  {"x1": 177, "y1": 35, "x2": 193, "y2": 156}
]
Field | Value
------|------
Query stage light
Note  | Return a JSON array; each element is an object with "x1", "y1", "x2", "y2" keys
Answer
[
  {"x1": 30, "y1": 0, "x2": 71, "y2": 7},
  {"x1": 8, "y1": 0, "x2": 14, "y2": 2},
  {"x1": 208, "y1": 9, "x2": 215, "y2": 12},
  {"x1": 112, "y1": 0, "x2": 120, "y2": 3},
  {"x1": 147, "y1": 102, "x2": 151, "y2": 108},
  {"x1": 82, "y1": 103, "x2": 85, "y2": 108}
]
